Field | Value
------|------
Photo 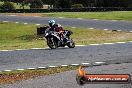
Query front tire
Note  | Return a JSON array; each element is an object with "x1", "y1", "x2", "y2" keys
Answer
[
  {"x1": 47, "y1": 38, "x2": 57, "y2": 49},
  {"x1": 67, "y1": 39, "x2": 75, "y2": 48}
]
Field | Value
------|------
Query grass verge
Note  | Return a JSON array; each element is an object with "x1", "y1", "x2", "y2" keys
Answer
[
  {"x1": 0, "y1": 66, "x2": 77, "y2": 84},
  {"x1": 1, "y1": 22, "x2": 132, "y2": 50},
  {"x1": 0, "y1": 22, "x2": 47, "y2": 50},
  {"x1": 1, "y1": 11, "x2": 132, "y2": 21},
  {"x1": 42, "y1": 11, "x2": 132, "y2": 21}
]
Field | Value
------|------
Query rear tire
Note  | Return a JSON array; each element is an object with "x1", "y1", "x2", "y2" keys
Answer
[{"x1": 47, "y1": 38, "x2": 57, "y2": 49}]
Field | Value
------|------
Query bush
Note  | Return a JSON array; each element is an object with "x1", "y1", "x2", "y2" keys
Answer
[
  {"x1": 0, "y1": 2, "x2": 15, "y2": 10},
  {"x1": 71, "y1": 4, "x2": 83, "y2": 8},
  {"x1": 30, "y1": 0, "x2": 43, "y2": 9},
  {"x1": 128, "y1": 4, "x2": 132, "y2": 8}
]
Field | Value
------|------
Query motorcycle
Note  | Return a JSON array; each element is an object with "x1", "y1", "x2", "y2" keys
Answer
[{"x1": 44, "y1": 27, "x2": 75, "y2": 49}]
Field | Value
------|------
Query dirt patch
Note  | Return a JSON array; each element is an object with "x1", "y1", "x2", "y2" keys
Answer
[
  {"x1": 16, "y1": 13, "x2": 42, "y2": 17},
  {"x1": 0, "y1": 13, "x2": 45, "y2": 17}
]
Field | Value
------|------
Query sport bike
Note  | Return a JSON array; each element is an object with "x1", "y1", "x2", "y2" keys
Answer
[{"x1": 44, "y1": 27, "x2": 75, "y2": 49}]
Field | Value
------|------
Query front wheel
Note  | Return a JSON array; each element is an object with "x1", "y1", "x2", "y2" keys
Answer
[
  {"x1": 67, "y1": 39, "x2": 75, "y2": 48},
  {"x1": 47, "y1": 38, "x2": 57, "y2": 49}
]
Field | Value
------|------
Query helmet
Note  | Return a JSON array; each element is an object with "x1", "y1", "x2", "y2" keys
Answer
[{"x1": 49, "y1": 20, "x2": 55, "y2": 27}]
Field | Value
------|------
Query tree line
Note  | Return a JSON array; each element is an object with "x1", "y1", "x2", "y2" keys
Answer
[
  {"x1": 0, "y1": 0, "x2": 132, "y2": 10},
  {"x1": 44, "y1": 0, "x2": 132, "y2": 8}
]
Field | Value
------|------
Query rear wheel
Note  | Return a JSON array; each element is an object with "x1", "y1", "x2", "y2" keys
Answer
[{"x1": 47, "y1": 38, "x2": 57, "y2": 49}]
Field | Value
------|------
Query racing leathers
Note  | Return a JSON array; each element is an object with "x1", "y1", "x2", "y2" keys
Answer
[{"x1": 49, "y1": 24, "x2": 65, "y2": 41}]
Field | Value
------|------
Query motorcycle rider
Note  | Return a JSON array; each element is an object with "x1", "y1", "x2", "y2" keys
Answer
[{"x1": 48, "y1": 20, "x2": 66, "y2": 41}]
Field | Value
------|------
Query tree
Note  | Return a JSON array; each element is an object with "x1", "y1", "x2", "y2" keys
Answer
[
  {"x1": 54, "y1": 0, "x2": 72, "y2": 8},
  {"x1": 71, "y1": 4, "x2": 83, "y2": 8},
  {"x1": 41, "y1": 0, "x2": 55, "y2": 9},
  {"x1": 0, "y1": 2, "x2": 15, "y2": 10},
  {"x1": 10, "y1": 0, "x2": 26, "y2": 9},
  {"x1": 29, "y1": 0, "x2": 43, "y2": 9},
  {"x1": 1, "y1": 0, "x2": 131, "y2": 9}
]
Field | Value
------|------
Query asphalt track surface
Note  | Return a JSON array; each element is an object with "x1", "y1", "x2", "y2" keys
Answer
[
  {"x1": 1, "y1": 63, "x2": 132, "y2": 88},
  {"x1": 0, "y1": 42, "x2": 132, "y2": 71},
  {"x1": 0, "y1": 15, "x2": 132, "y2": 31}
]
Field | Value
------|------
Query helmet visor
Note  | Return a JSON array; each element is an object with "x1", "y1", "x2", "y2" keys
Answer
[{"x1": 49, "y1": 23, "x2": 53, "y2": 26}]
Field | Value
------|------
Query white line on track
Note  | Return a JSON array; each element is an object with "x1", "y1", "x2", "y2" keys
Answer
[
  {"x1": 38, "y1": 67, "x2": 46, "y2": 69},
  {"x1": 116, "y1": 42, "x2": 126, "y2": 44},
  {"x1": 89, "y1": 44, "x2": 101, "y2": 46},
  {"x1": 93, "y1": 19, "x2": 99, "y2": 20},
  {"x1": 15, "y1": 49, "x2": 27, "y2": 50},
  {"x1": 31, "y1": 48, "x2": 47, "y2": 50},
  {"x1": 75, "y1": 45, "x2": 86, "y2": 46},
  {"x1": 36, "y1": 24, "x2": 41, "y2": 26},
  {"x1": 95, "y1": 62, "x2": 105, "y2": 64},
  {"x1": 89, "y1": 28, "x2": 94, "y2": 29},
  {"x1": 4, "y1": 70, "x2": 12, "y2": 72},
  {"x1": 27, "y1": 68, "x2": 36, "y2": 70},
  {"x1": 1, "y1": 41, "x2": 132, "y2": 52},
  {"x1": 17, "y1": 69, "x2": 25, "y2": 71},
  {"x1": 71, "y1": 64, "x2": 79, "y2": 66},
  {"x1": 104, "y1": 29, "x2": 109, "y2": 31},
  {"x1": 61, "y1": 65, "x2": 68, "y2": 67},
  {"x1": 31, "y1": 48, "x2": 42, "y2": 49},
  {"x1": 77, "y1": 18, "x2": 83, "y2": 20},
  {"x1": 0, "y1": 50, "x2": 13, "y2": 51},
  {"x1": 117, "y1": 30, "x2": 121, "y2": 32},
  {"x1": 24, "y1": 23, "x2": 28, "y2": 25},
  {"x1": 15, "y1": 22, "x2": 19, "y2": 23},
  {"x1": 58, "y1": 17, "x2": 64, "y2": 18},
  {"x1": 3, "y1": 21, "x2": 8, "y2": 22},
  {"x1": 101, "y1": 43, "x2": 115, "y2": 45},
  {"x1": 0, "y1": 48, "x2": 48, "y2": 52},
  {"x1": 49, "y1": 66, "x2": 57, "y2": 68},
  {"x1": 0, "y1": 62, "x2": 105, "y2": 72},
  {"x1": 81, "y1": 63, "x2": 90, "y2": 65}
]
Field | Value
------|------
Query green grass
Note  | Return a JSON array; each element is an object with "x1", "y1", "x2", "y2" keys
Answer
[
  {"x1": 69, "y1": 27, "x2": 132, "y2": 45},
  {"x1": 42, "y1": 11, "x2": 132, "y2": 21},
  {"x1": 1, "y1": 22, "x2": 132, "y2": 50},
  {"x1": 1, "y1": 11, "x2": 132, "y2": 21},
  {"x1": 0, "y1": 66, "x2": 77, "y2": 84},
  {"x1": 0, "y1": 22, "x2": 47, "y2": 50}
]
